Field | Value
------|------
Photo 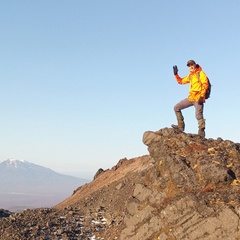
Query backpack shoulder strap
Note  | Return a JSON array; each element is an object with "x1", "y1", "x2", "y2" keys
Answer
[{"x1": 196, "y1": 71, "x2": 201, "y2": 84}]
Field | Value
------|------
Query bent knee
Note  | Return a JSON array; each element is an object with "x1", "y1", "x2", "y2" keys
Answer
[{"x1": 174, "y1": 105, "x2": 180, "y2": 112}]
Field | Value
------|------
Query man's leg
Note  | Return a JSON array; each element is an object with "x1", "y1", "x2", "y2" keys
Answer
[
  {"x1": 172, "y1": 98, "x2": 193, "y2": 131},
  {"x1": 194, "y1": 102, "x2": 205, "y2": 137}
]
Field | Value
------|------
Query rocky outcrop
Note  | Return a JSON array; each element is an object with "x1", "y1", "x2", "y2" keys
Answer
[
  {"x1": 124, "y1": 128, "x2": 240, "y2": 240},
  {"x1": 1, "y1": 128, "x2": 240, "y2": 240}
]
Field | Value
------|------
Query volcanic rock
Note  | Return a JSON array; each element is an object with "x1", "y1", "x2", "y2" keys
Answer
[{"x1": 1, "y1": 128, "x2": 240, "y2": 239}]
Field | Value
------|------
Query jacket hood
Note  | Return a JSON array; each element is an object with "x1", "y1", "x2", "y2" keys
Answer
[{"x1": 194, "y1": 64, "x2": 202, "y2": 73}]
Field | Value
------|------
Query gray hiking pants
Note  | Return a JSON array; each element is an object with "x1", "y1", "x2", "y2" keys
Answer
[{"x1": 174, "y1": 98, "x2": 204, "y2": 120}]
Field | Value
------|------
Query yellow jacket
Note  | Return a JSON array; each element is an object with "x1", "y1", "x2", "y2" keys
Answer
[{"x1": 175, "y1": 65, "x2": 208, "y2": 102}]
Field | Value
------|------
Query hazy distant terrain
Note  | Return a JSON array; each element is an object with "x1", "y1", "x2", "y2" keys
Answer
[{"x1": 0, "y1": 159, "x2": 89, "y2": 211}]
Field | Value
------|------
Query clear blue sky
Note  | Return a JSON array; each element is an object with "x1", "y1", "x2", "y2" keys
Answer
[{"x1": 1, "y1": 1, "x2": 240, "y2": 179}]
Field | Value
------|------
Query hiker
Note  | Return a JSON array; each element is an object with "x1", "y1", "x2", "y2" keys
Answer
[{"x1": 172, "y1": 60, "x2": 209, "y2": 137}]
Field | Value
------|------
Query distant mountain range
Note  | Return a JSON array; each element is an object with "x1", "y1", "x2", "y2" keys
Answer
[{"x1": 0, "y1": 159, "x2": 89, "y2": 211}]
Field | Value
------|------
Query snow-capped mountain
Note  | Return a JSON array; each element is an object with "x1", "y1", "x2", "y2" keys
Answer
[{"x1": 0, "y1": 159, "x2": 89, "y2": 211}]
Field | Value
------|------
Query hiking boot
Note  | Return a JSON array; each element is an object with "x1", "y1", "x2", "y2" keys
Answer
[
  {"x1": 172, "y1": 111, "x2": 185, "y2": 131},
  {"x1": 198, "y1": 119, "x2": 205, "y2": 138}
]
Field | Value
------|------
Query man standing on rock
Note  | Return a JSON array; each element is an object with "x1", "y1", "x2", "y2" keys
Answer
[{"x1": 172, "y1": 60, "x2": 209, "y2": 137}]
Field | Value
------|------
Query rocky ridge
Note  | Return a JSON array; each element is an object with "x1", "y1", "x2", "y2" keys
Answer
[{"x1": 1, "y1": 128, "x2": 240, "y2": 239}]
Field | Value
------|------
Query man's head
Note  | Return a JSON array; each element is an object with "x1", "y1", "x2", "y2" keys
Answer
[{"x1": 187, "y1": 60, "x2": 196, "y2": 73}]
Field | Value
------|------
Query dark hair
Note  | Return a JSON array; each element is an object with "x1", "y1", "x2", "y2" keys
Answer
[{"x1": 187, "y1": 60, "x2": 196, "y2": 66}]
